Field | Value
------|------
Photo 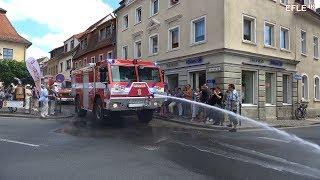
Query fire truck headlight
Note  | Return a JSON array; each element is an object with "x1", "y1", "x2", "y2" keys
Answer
[
  {"x1": 153, "y1": 102, "x2": 158, "y2": 106},
  {"x1": 112, "y1": 103, "x2": 118, "y2": 109}
]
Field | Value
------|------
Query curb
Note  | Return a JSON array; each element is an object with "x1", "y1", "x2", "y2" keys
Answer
[
  {"x1": 154, "y1": 115, "x2": 320, "y2": 131},
  {"x1": 0, "y1": 113, "x2": 75, "y2": 119}
]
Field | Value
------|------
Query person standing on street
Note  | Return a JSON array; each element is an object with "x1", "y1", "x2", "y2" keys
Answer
[
  {"x1": 24, "y1": 85, "x2": 32, "y2": 114},
  {"x1": 39, "y1": 84, "x2": 49, "y2": 118},
  {"x1": 49, "y1": 84, "x2": 58, "y2": 115},
  {"x1": 226, "y1": 84, "x2": 240, "y2": 132}
]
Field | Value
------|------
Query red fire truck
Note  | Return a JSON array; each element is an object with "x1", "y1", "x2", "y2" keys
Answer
[{"x1": 71, "y1": 59, "x2": 165, "y2": 123}]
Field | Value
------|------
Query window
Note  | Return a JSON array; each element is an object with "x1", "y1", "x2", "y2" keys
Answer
[
  {"x1": 169, "y1": 0, "x2": 179, "y2": 6},
  {"x1": 151, "y1": 0, "x2": 159, "y2": 16},
  {"x1": 99, "y1": 27, "x2": 107, "y2": 40},
  {"x1": 192, "y1": 16, "x2": 206, "y2": 43},
  {"x1": 111, "y1": 66, "x2": 136, "y2": 82},
  {"x1": 302, "y1": 74, "x2": 309, "y2": 100},
  {"x1": 149, "y1": 34, "x2": 159, "y2": 54},
  {"x1": 106, "y1": 26, "x2": 112, "y2": 38},
  {"x1": 301, "y1": 30, "x2": 307, "y2": 55},
  {"x1": 283, "y1": 75, "x2": 292, "y2": 104},
  {"x1": 91, "y1": 57, "x2": 95, "y2": 63},
  {"x1": 281, "y1": 0, "x2": 288, "y2": 5},
  {"x1": 60, "y1": 62, "x2": 63, "y2": 72},
  {"x1": 99, "y1": 54, "x2": 103, "y2": 62},
  {"x1": 2, "y1": 48, "x2": 13, "y2": 60},
  {"x1": 81, "y1": 38, "x2": 88, "y2": 50},
  {"x1": 123, "y1": 14, "x2": 129, "y2": 30},
  {"x1": 315, "y1": 76, "x2": 320, "y2": 100},
  {"x1": 243, "y1": 15, "x2": 256, "y2": 43},
  {"x1": 70, "y1": 40, "x2": 74, "y2": 49},
  {"x1": 264, "y1": 22, "x2": 275, "y2": 47},
  {"x1": 138, "y1": 67, "x2": 161, "y2": 82},
  {"x1": 314, "y1": 36, "x2": 319, "y2": 59},
  {"x1": 83, "y1": 58, "x2": 86, "y2": 66},
  {"x1": 64, "y1": 44, "x2": 68, "y2": 52},
  {"x1": 122, "y1": 46, "x2": 128, "y2": 59},
  {"x1": 242, "y1": 71, "x2": 257, "y2": 104},
  {"x1": 266, "y1": 73, "x2": 276, "y2": 105},
  {"x1": 107, "y1": 51, "x2": 113, "y2": 59},
  {"x1": 134, "y1": 40, "x2": 142, "y2": 58},
  {"x1": 135, "y1": 7, "x2": 142, "y2": 24},
  {"x1": 66, "y1": 59, "x2": 72, "y2": 70},
  {"x1": 169, "y1": 26, "x2": 180, "y2": 50},
  {"x1": 280, "y1": 27, "x2": 290, "y2": 50}
]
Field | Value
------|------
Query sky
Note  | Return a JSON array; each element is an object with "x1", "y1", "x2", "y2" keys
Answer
[
  {"x1": 0, "y1": 0, "x2": 119, "y2": 59},
  {"x1": 0, "y1": 0, "x2": 319, "y2": 59}
]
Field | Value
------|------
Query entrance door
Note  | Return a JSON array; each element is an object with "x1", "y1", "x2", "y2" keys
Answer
[
  {"x1": 166, "y1": 74, "x2": 179, "y2": 91},
  {"x1": 190, "y1": 71, "x2": 206, "y2": 90}
]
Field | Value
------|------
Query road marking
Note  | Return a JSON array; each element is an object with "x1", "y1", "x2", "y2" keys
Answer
[
  {"x1": 0, "y1": 138, "x2": 40, "y2": 147},
  {"x1": 142, "y1": 145, "x2": 159, "y2": 151},
  {"x1": 258, "y1": 137, "x2": 291, "y2": 143}
]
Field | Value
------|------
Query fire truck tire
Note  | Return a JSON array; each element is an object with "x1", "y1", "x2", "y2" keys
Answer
[
  {"x1": 137, "y1": 109, "x2": 153, "y2": 123},
  {"x1": 93, "y1": 98, "x2": 104, "y2": 123},
  {"x1": 75, "y1": 96, "x2": 86, "y2": 117}
]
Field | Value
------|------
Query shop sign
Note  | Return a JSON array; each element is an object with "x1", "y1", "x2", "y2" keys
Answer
[
  {"x1": 294, "y1": 74, "x2": 303, "y2": 80},
  {"x1": 250, "y1": 58, "x2": 264, "y2": 64},
  {"x1": 208, "y1": 66, "x2": 221, "y2": 72},
  {"x1": 166, "y1": 62, "x2": 179, "y2": 68},
  {"x1": 270, "y1": 60, "x2": 283, "y2": 67},
  {"x1": 186, "y1": 57, "x2": 203, "y2": 65},
  {"x1": 207, "y1": 79, "x2": 216, "y2": 88}
]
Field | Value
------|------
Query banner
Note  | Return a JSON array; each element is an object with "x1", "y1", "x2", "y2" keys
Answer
[{"x1": 26, "y1": 57, "x2": 42, "y2": 97}]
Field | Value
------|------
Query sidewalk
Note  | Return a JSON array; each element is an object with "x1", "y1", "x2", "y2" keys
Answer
[
  {"x1": 154, "y1": 114, "x2": 320, "y2": 131},
  {"x1": 0, "y1": 104, "x2": 75, "y2": 119}
]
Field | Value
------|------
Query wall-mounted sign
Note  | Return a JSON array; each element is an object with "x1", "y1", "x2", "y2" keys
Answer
[
  {"x1": 208, "y1": 66, "x2": 221, "y2": 72},
  {"x1": 207, "y1": 79, "x2": 216, "y2": 88},
  {"x1": 294, "y1": 73, "x2": 302, "y2": 80},
  {"x1": 270, "y1": 60, "x2": 283, "y2": 67},
  {"x1": 186, "y1": 57, "x2": 203, "y2": 65},
  {"x1": 166, "y1": 62, "x2": 179, "y2": 68},
  {"x1": 250, "y1": 58, "x2": 264, "y2": 64}
]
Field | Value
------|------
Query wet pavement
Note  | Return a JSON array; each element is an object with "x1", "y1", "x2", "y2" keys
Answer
[{"x1": 0, "y1": 115, "x2": 320, "y2": 180}]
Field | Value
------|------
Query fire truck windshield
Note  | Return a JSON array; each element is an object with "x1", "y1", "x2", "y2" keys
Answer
[
  {"x1": 111, "y1": 65, "x2": 136, "y2": 82},
  {"x1": 138, "y1": 67, "x2": 161, "y2": 82}
]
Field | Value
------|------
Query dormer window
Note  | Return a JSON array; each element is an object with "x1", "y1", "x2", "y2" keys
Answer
[
  {"x1": 64, "y1": 44, "x2": 68, "y2": 52},
  {"x1": 81, "y1": 38, "x2": 88, "y2": 50},
  {"x1": 99, "y1": 27, "x2": 107, "y2": 41},
  {"x1": 70, "y1": 40, "x2": 74, "y2": 49}
]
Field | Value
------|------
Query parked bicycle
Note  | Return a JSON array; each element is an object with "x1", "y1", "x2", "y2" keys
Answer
[{"x1": 295, "y1": 101, "x2": 308, "y2": 120}]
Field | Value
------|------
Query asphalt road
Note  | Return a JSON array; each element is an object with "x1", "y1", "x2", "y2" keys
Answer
[{"x1": 0, "y1": 115, "x2": 320, "y2": 180}]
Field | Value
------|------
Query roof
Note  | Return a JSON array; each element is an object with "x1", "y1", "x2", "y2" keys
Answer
[
  {"x1": 64, "y1": 31, "x2": 85, "y2": 43},
  {"x1": 0, "y1": 8, "x2": 32, "y2": 47}
]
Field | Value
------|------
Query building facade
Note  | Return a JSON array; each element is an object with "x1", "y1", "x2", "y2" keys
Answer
[
  {"x1": 73, "y1": 14, "x2": 116, "y2": 69},
  {"x1": 115, "y1": 0, "x2": 320, "y2": 120},
  {"x1": 46, "y1": 46, "x2": 64, "y2": 77},
  {"x1": 0, "y1": 8, "x2": 31, "y2": 61}
]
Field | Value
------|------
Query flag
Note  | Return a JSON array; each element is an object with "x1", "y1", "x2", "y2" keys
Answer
[{"x1": 26, "y1": 57, "x2": 42, "y2": 97}]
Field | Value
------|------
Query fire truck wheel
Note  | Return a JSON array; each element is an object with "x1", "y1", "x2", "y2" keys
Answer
[
  {"x1": 137, "y1": 109, "x2": 154, "y2": 124},
  {"x1": 93, "y1": 98, "x2": 104, "y2": 123},
  {"x1": 75, "y1": 96, "x2": 87, "y2": 117}
]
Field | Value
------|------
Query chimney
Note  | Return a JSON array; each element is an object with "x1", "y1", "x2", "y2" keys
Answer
[{"x1": 0, "y1": 8, "x2": 7, "y2": 14}]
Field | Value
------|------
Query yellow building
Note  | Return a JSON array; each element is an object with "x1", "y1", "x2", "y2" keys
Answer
[{"x1": 0, "y1": 8, "x2": 31, "y2": 61}]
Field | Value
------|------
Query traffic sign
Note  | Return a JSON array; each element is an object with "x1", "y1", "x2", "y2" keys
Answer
[{"x1": 55, "y1": 74, "x2": 65, "y2": 83}]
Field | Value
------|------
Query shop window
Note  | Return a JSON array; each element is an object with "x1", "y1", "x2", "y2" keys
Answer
[
  {"x1": 242, "y1": 70, "x2": 257, "y2": 104},
  {"x1": 283, "y1": 75, "x2": 292, "y2": 104},
  {"x1": 266, "y1": 73, "x2": 276, "y2": 105},
  {"x1": 315, "y1": 76, "x2": 320, "y2": 100},
  {"x1": 302, "y1": 74, "x2": 309, "y2": 100}
]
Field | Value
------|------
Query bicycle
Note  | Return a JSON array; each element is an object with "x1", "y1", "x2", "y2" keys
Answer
[{"x1": 295, "y1": 101, "x2": 308, "y2": 120}]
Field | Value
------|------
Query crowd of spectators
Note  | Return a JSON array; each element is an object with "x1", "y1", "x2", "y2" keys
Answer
[{"x1": 159, "y1": 83, "x2": 241, "y2": 132}]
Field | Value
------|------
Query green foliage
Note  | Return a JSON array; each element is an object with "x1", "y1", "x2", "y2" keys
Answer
[{"x1": 0, "y1": 59, "x2": 33, "y2": 86}]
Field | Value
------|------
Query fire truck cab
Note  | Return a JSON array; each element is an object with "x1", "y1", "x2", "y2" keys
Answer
[{"x1": 71, "y1": 59, "x2": 165, "y2": 123}]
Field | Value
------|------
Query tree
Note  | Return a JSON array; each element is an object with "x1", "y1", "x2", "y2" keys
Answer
[{"x1": 0, "y1": 60, "x2": 33, "y2": 86}]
